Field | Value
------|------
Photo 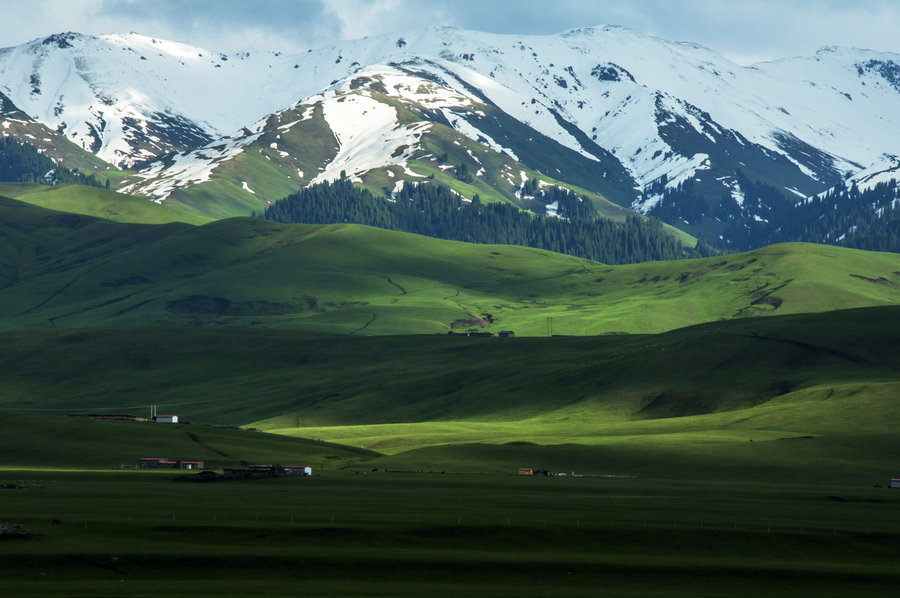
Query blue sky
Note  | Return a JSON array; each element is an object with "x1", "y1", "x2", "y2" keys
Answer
[{"x1": 6, "y1": 0, "x2": 900, "y2": 65}]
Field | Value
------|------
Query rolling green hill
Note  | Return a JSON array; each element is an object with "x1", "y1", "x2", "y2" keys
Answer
[
  {"x1": 0, "y1": 306, "x2": 898, "y2": 480},
  {"x1": 0, "y1": 183, "x2": 211, "y2": 225},
  {"x1": 1, "y1": 195, "x2": 899, "y2": 481},
  {"x1": 1, "y1": 196, "x2": 900, "y2": 334},
  {"x1": 0, "y1": 414, "x2": 375, "y2": 470}
]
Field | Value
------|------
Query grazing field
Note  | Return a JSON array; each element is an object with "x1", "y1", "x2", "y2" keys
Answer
[
  {"x1": 1, "y1": 469, "x2": 899, "y2": 597},
  {"x1": 2, "y1": 191, "x2": 900, "y2": 595},
  {"x1": 0, "y1": 183, "x2": 211, "y2": 225},
  {"x1": 0, "y1": 414, "x2": 376, "y2": 470},
  {"x1": 2, "y1": 196, "x2": 900, "y2": 334},
  {"x1": 0, "y1": 305, "x2": 898, "y2": 482}
]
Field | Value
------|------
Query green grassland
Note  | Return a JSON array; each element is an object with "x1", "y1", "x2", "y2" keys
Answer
[
  {"x1": 0, "y1": 415, "x2": 374, "y2": 470},
  {"x1": 0, "y1": 306, "x2": 897, "y2": 481},
  {"x1": 2, "y1": 469, "x2": 899, "y2": 597},
  {"x1": 3, "y1": 188, "x2": 900, "y2": 594},
  {"x1": 0, "y1": 183, "x2": 211, "y2": 225},
  {"x1": 2, "y1": 308, "x2": 899, "y2": 594},
  {"x1": 2, "y1": 197, "x2": 899, "y2": 334}
]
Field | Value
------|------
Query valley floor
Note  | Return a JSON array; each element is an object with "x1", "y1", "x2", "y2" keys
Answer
[{"x1": 1, "y1": 469, "x2": 899, "y2": 597}]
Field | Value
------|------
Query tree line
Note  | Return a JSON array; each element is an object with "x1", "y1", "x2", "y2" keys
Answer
[
  {"x1": 648, "y1": 172, "x2": 900, "y2": 254},
  {"x1": 0, "y1": 136, "x2": 106, "y2": 188},
  {"x1": 259, "y1": 179, "x2": 715, "y2": 265}
]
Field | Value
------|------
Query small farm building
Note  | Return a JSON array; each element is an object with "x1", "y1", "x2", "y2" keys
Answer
[
  {"x1": 498, "y1": 330, "x2": 515, "y2": 338},
  {"x1": 891, "y1": 479, "x2": 900, "y2": 489},
  {"x1": 140, "y1": 458, "x2": 204, "y2": 470},
  {"x1": 518, "y1": 467, "x2": 553, "y2": 476},
  {"x1": 154, "y1": 414, "x2": 178, "y2": 423},
  {"x1": 285, "y1": 465, "x2": 312, "y2": 476}
]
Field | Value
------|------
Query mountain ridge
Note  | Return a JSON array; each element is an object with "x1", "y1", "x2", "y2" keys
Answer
[{"x1": 2, "y1": 26, "x2": 900, "y2": 249}]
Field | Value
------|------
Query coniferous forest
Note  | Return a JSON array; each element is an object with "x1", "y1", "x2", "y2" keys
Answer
[
  {"x1": 0, "y1": 136, "x2": 105, "y2": 188},
  {"x1": 649, "y1": 173, "x2": 900, "y2": 253},
  {"x1": 260, "y1": 179, "x2": 715, "y2": 264}
]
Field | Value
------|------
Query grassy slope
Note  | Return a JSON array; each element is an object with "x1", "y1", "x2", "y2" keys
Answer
[
  {"x1": 0, "y1": 306, "x2": 897, "y2": 481},
  {"x1": 260, "y1": 306, "x2": 900, "y2": 482},
  {"x1": 0, "y1": 183, "x2": 211, "y2": 225},
  {"x1": 0, "y1": 111, "x2": 116, "y2": 173},
  {"x1": 1, "y1": 198, "x2": 899, "y2": 334},
  {"x1": 154, "y1": 103, "x2": 339, "y2": 219},
  {"x1": 0, "y1": 414, "x2": 375, "y2": 469},
  {"x1": 0, "y1": 198, "x2": 898, "y2": 482}
]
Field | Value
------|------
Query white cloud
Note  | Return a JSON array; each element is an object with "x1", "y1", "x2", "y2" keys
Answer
[
  {"x1": 1, "y1": 0, "x2": 899, "y2": 62},
  {"x1": 321, "y1": 0, "x2": 455, "y2": 40}
]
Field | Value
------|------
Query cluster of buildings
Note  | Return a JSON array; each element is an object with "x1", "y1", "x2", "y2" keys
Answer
[
  {"x1": 139, "y1": 457, "x2": 205, "y2": 470},
  {"x1": 67, "y1": 413, "x2": 180, "y2": 423},
  {"x1": 447, "y1": 330, "x2": 516, "y2": 337},
  {"x1": 139, "y1": 458, "x2": 312, "y2": 477},
  {"x1": 517, "y1": 467, "x2": 554, "y2": 476}
]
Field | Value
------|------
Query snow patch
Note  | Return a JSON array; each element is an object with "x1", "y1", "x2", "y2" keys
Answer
[
  {"x1": 440, "y1": 108, "x2": 520, "y2": 161},
  {"x1": 731, "y1": 180, "x2": 745, "y2": 206},
  {"x1": 311, "y1": 90, "x2": 430, "y2": 184},
  {"x1": 278, "y1": 119, "x2": 302, "y2": 131}
]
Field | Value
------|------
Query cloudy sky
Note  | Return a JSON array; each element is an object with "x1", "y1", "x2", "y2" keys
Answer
[{"x1": 5, "y1": 0, "x2": 900, "y2": 65}]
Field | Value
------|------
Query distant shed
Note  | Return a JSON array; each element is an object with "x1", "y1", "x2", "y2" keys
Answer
[
  {"x1": 285, "y1": 465, "x2": 312, "y2": 476},
  {"x1": 498, "y1": 330, "x2": 515, "y2": 338},
  {"x1": 891, "y1": 479, "x2": 900, "y2": 489},
  {"x1": 154, "y1": 415, "x2": 178, "y2": 424}
]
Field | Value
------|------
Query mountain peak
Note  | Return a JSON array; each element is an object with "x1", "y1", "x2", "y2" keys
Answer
[
  {"x1": 38, "y1": 32, "x2": 88, "y2": 50},
  {"x1": 3, "y1": 25, "x2": 900, "y2": 252}
]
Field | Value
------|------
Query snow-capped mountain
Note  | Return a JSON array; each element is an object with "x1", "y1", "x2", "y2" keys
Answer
[
  {"x1": 2, "y1": 26, "x2": 900, "y2": 249},
  {"x1": 0, "y1": 31, "x2": 314, "y2": 167}
]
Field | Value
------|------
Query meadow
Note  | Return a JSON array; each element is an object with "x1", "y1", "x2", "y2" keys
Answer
[
  {"x1": 0, "y1": 304, "x2": 896, "y2": 594},
  {"x1": 0, "y1": 183, "x2": 210, "y2": 225},
  {"x1": 2, "y1": 468, "x2": 900, "y2": 597},
  {"x1": 1, "y1": 305, "x2": 898, "y2": 479},
  {"x1": 2, "y1": 194, "x2": 900, "y2": 335},
  {"x1": 2, "y1": 191, "x2": 900, "y2": 595}
]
